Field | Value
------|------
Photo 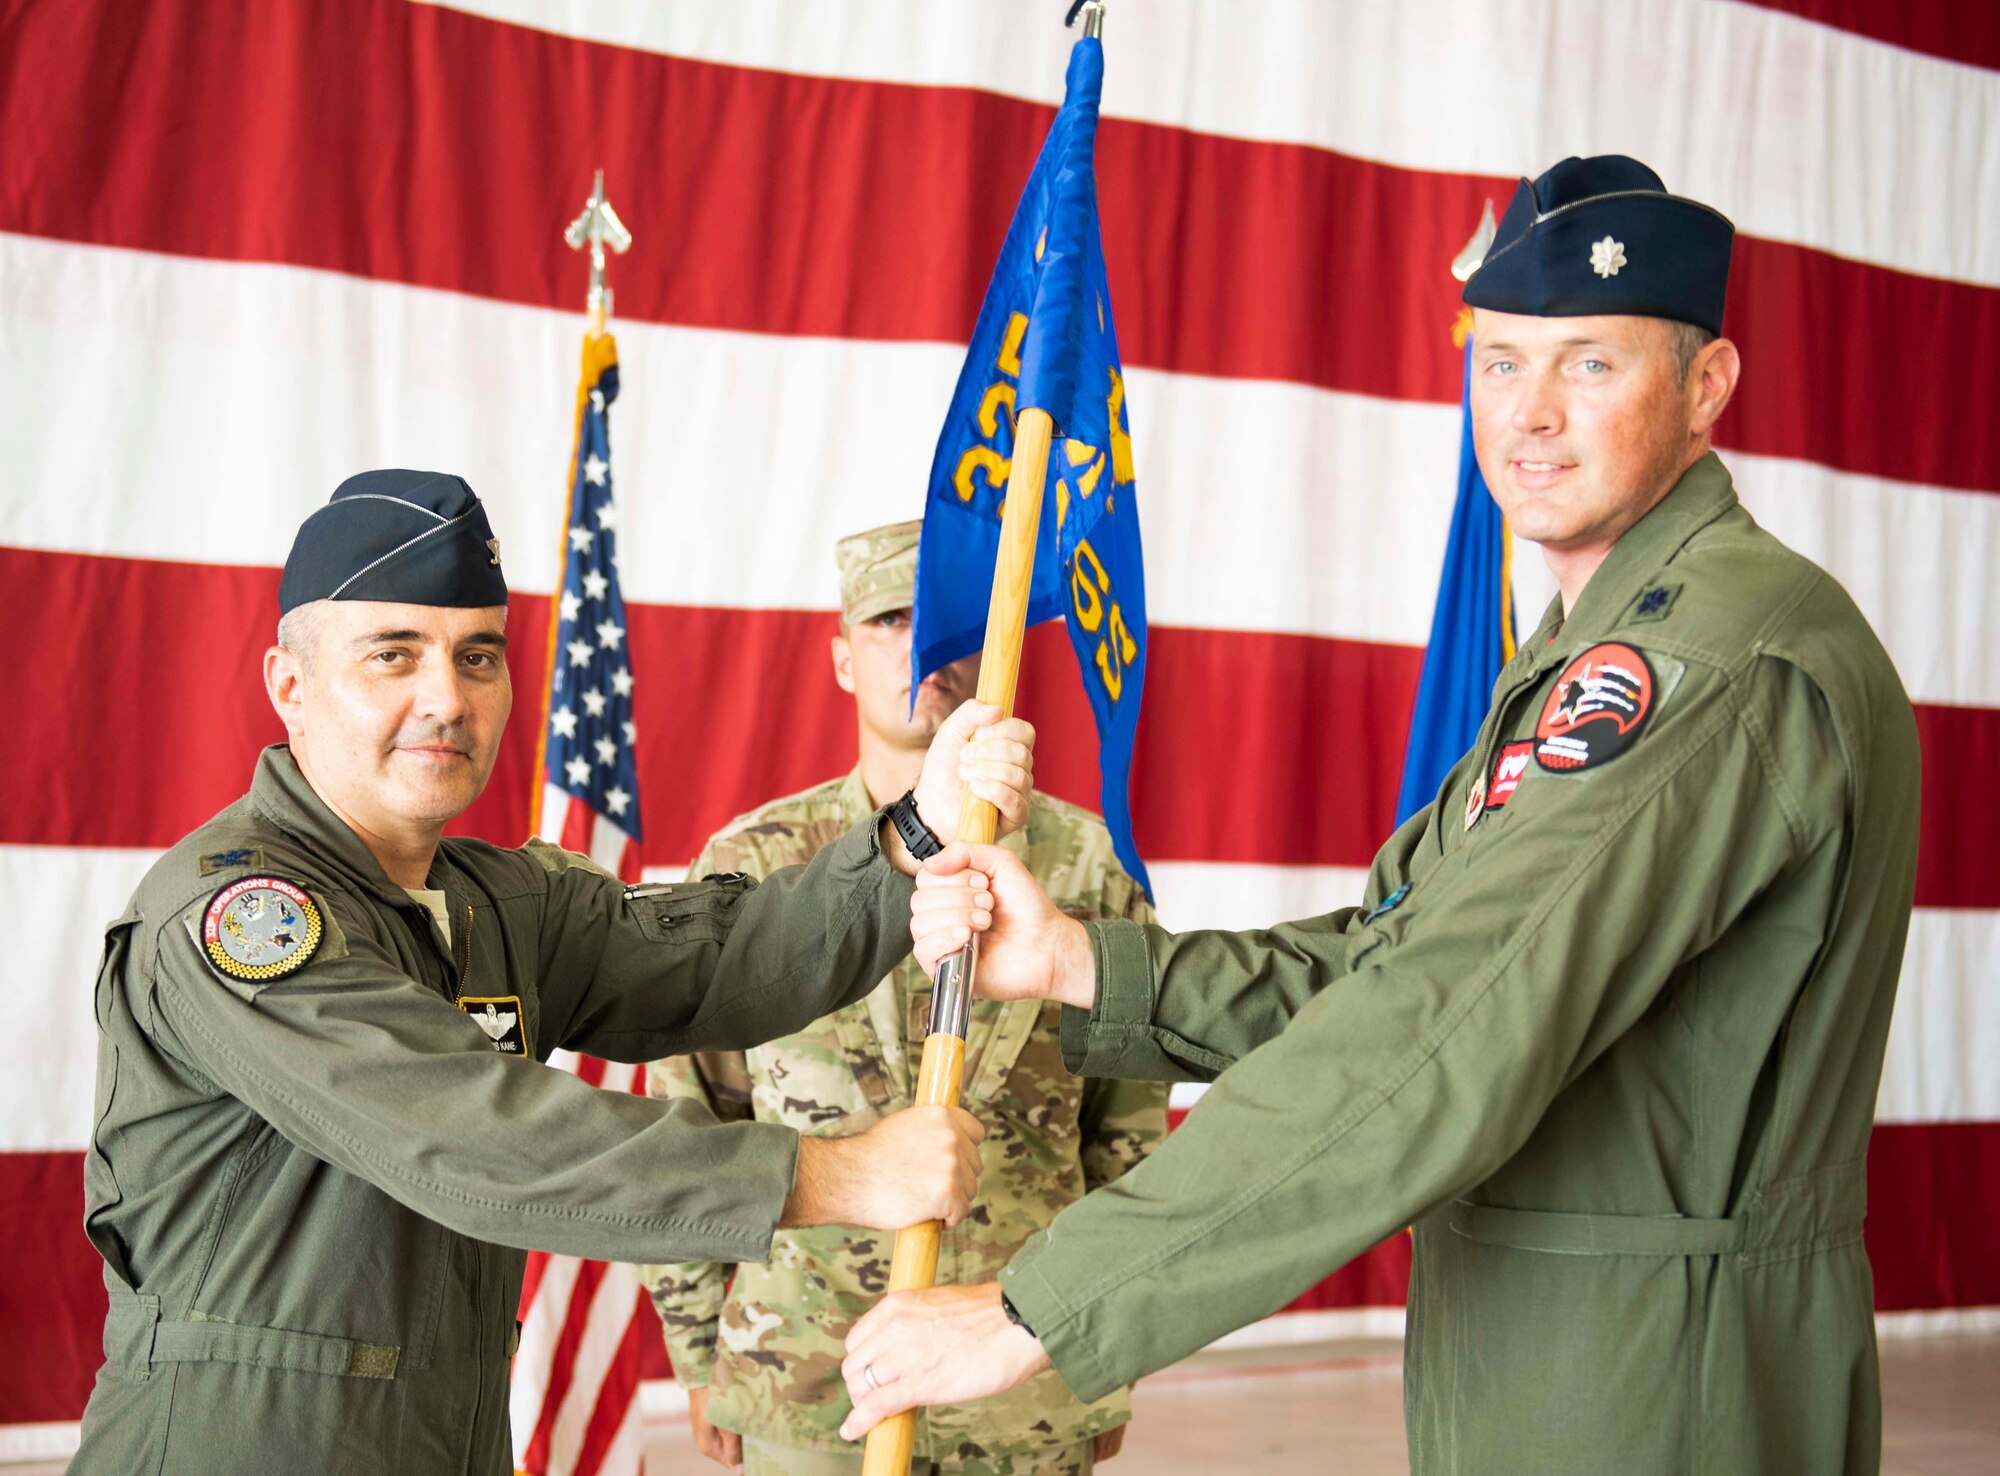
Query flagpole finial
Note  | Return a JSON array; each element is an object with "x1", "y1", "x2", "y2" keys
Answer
[
  {"x1": 1069, "y1": 2, "x2": 1106, "y2": 37},
  {"x1": 1451, "y1": 198, "x2": 1498, "y2": 283},
  {"x1": 564, "y1": 169, "x2": 633, "y2": 335}
]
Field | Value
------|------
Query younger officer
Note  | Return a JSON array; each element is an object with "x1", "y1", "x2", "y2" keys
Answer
[
  {"x1": 643, "y1": 521, "x2": 1165, "y2": 1476},
  {"x1": 73, "y1": 471, "x2": 1034, "y2": 1475},
  {"x1": 841, "y1": 158, "x2": 1922, "y2": 1474}
]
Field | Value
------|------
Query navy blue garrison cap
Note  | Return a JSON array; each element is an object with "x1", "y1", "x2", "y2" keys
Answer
[
  {"x1": 279, "y1": 469, "x2": 508, "y2": 616},
  {"x1": 1462, "y1": 155, "x2": 1735, "y2": 336}
]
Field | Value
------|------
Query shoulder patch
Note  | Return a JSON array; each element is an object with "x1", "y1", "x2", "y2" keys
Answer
[
  {"x1": 1535, "y1": 643, "x2": 1657, "y2": 773},
  {"x1": 198, "y1": 846, "x2": 266, "y2": 876},
  {"x1": 201, "y1": 876, "x2": 323, "y2": 983},
  {"x1": 1488, "y1": 740, "x2": 1534, "y2": 807}
]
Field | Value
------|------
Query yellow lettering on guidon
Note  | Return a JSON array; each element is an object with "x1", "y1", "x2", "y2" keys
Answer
[
  {"x1": 1106, "y1": 368, "x2": 1135, "y2": 489},
  {"x1": 978, "y1": 383, "x2": 1017, "y2": 439},
  {"x1": 953, "y1": 313, "x2": 1033, "y2": 505},
  {"x1": 1069, "y1": 538, "x2": 1139, "y2": 702},
  {"x1": 997, "y1": 313, "x2": 1029, "y2": 378},
  {"x1": 953, "y1": 445, "x2": 1010, "y2": 504}
]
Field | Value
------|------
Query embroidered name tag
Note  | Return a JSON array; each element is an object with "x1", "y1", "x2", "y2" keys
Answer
[{"x1": 459, "y1": 996, "x2": 525, "y2": 1055}]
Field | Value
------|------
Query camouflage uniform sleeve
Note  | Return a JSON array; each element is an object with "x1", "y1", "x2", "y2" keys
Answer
[
  {"x1": 1078, "y1": 877, "x2": 1170, "y2": 1191},
  {"x1": 639, "y1": 839, "x2": 766, "y2": 1388}
]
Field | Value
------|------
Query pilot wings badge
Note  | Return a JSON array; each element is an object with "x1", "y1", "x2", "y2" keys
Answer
[{"x1": 458, "y1": 995, "x2": 527, "y2": 1055}]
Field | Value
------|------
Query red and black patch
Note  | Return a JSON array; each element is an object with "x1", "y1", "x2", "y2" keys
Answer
[
  {"x1": 1535, "y1": 643, "x2": 1656, "y2": 773},
  {"x1": 1488, "y1": 741, "x2": 1534, "y2": 806}
]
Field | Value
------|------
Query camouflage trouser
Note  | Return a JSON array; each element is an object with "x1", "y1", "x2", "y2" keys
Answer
[{"x1": 739, "y1": 1435, "x2": 1095, "y2": 1476}]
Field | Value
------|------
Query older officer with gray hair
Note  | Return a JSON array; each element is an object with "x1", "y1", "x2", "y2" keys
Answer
[{"x1": 72, "y1": 469, "x2": 1036, "y2": 1474}]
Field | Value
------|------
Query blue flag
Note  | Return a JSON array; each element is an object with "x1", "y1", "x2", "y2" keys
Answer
[
  {"x1": 1395, "y1": 335, "x2": 1518, "y2": 826},
  {"x1": 910, "y1": 35, "x2": 1151, "y2": 898}
]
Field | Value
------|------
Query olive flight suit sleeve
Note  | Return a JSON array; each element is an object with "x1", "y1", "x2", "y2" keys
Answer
[
  {"x1": 636, "y1": 839, "x2": 765, "y2": 1388},
  {"x1": 1004, "y1": 656, "x2": 1847, "y2": 1402},
  {"x1": 1054, "y1": 805, "x2": 1432, "y2": 1083},
  {"x1": 1077, "y1": 888, "x2": 1171, "y2": 1193},
  {"x1": 148, "y1": 885, "x2": 827, "y2": 1269},
  {"x1": 531, "y1": 813, "x2": 915, "y2": 1063}
]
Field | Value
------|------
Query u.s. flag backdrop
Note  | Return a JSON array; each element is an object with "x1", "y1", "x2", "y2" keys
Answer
[{"x1": 2, "y1": 0, "x2": 1995, "y2": 1448}]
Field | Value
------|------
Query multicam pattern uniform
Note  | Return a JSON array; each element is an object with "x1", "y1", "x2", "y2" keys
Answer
[{"x1": 642, "y1": 770, "x2": 1165, "y2": 1463}]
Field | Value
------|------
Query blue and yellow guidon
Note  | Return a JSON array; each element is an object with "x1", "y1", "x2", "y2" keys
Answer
[
  {"x1": 911, "y1": 31, "x2": 1153, "y2": 898},
  {"x1": 201, "y1": 876, "x2": 323, "y2": 983}
]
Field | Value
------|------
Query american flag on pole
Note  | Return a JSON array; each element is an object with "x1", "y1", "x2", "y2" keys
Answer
[
  {"x1": 535, "y1": 333, "x2": 644, "y2": 881},
  {"x1": 512, "y1": 330, "x2": 648, "y2": 1476}
]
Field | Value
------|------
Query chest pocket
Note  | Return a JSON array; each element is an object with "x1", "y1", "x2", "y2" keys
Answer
[
  {"x1": 625, "y1": 874, "x2": 752, "y2": 946},
  {"x1": 984, "y1": 999, "x2": 1083, "y2": 1141},
  {"x1": 755, "y1": 1004, "x2": 882, "y2": 1134}
]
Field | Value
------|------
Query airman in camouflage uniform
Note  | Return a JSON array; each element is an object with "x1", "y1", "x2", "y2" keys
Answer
[{"x1": 641, "y1": 521, "x2": 1166, "y2": 1476}]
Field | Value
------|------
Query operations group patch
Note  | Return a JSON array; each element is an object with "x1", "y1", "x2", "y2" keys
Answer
[
  {"x1": 202, "y1": 876, "x2": 323, "y2": 983},
  {"x1": 1535, "y1": 643, "x2": 1657, "y2": 773}
]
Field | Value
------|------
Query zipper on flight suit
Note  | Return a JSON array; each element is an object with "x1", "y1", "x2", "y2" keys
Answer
[{"x1": 451, "y1": 905, "x2": 474, "y2": 1003}]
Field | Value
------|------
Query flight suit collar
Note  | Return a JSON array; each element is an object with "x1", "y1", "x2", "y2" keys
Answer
[
  {"x1": 1557, "y1": 450, "x2": 1738, "y2": 647},
  {"x1": 246, "y1": 745, "x2": 464, "y2": 943},
  {"x1": 1501, "y1": 452, "x2": 1738, "y2": 680},
  {"x1": 1462, "y1": 454, "x2": 1738, "y2": 815}
]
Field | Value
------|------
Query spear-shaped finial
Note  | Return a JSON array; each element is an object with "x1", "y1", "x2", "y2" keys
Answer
[
  {"x1": 1451, "y1": 198, "x2": 1498, "y2": 283},
  {"x1": 564, "y1": 169, "x2": 632, "y2": 335}
]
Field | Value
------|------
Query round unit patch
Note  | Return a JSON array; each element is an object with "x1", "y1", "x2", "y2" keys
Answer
[
  {"x1": 1535, "y1": 643, "x2": 1656, "y2": 773},
  {"x1": 202, "y1": 876, "x2": 323, "y2": 983}
]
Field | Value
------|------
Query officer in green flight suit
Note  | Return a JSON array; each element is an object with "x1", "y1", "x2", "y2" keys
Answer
[
  {"x1": 835, "y1": 157, "x2": 1922, "y2": 1475},
  {"x1": 71, "y1": 469, "x2": 1037, "y2": 1475}
]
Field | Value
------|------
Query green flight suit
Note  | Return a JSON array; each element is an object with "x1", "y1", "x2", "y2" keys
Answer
[
  {"x1": 1001, "y1": 454, "x2": 1920, "y2": 1475},
  {"x1": 642, "y1": 773, "x2": 1165, "y2": 1464},
  {"x1": 74, "y1": 745, "x2": 917, "y2": 1476}
]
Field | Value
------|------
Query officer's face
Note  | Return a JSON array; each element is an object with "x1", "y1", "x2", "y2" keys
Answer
[
  {"x1": 267, "y1": 601, "x2": 512, "y2": 834},
  {"x1": 832, "y1": 608, "x2": 980, "y2": 750},
  {"x1": 1468, "y1": 310, "x2": 1730, "y2": 562}
]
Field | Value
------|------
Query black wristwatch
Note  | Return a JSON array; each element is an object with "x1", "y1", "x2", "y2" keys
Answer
[
  {"x1": 1000, "y1": 1290, "x2": 1037, "y2": 1338},
  {"x1": 886, "y1": 789, "x2": 943, "y2": 861}
]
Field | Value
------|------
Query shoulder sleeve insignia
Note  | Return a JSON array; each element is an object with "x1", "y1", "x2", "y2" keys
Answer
[
  {"x1": 1535, "y1": 642, "x2": 1657, "y2": 773},
  {"x1": 201, "y1": 876, "x2": 324, "y2": 983}
]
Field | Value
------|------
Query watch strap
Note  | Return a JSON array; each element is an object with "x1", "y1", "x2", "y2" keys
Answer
[{"x1": 887, "y1": 789, "x2": 943, "y2": 861}]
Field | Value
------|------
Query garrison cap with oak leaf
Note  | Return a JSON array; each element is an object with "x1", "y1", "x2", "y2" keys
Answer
[
  {"x1": 279, "y1": 468, "x2": 509, "y2": 615},
  {"x1": 1462, "y1": 155, "x2": 1735, "y2": 335}
]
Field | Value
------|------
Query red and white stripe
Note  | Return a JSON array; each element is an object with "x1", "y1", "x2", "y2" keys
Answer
[
  {"x1": 538, "y1": 785, "x2": 641, "y2": 885},
  {"x1": 2, "y1": 0, "x2": 1995, "y2": 1443},
  {"x1": 510, "y1": 1055, "x2": 650, "y2": 1476}
]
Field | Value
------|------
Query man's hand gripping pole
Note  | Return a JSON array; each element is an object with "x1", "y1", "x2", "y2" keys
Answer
[{"x1": 860, "y1": 408, "x2": 1054, "y2": 1476}]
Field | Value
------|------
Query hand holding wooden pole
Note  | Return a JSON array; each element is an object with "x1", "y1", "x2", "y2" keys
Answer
[{"x1": 859, "y1": 407, "x2": 1055, "y2": 1476}]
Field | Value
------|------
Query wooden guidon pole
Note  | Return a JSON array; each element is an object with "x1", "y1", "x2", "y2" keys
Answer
[{"x1": 860, "y1": 407, "x2": 1056, "y2": 1476}]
